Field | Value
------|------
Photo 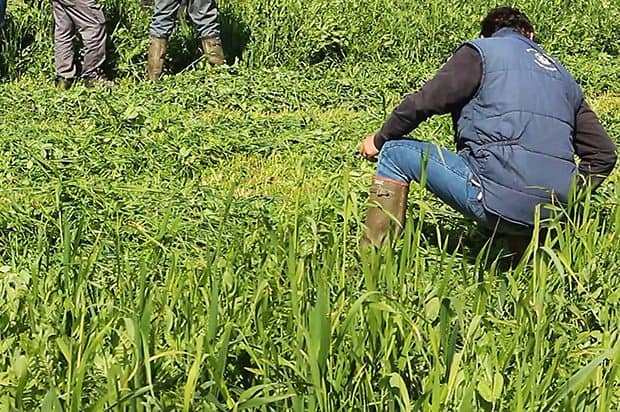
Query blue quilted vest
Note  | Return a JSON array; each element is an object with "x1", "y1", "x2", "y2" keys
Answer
[{"x1": 457, "y1": 28, "x2": 583, "y2": 226}]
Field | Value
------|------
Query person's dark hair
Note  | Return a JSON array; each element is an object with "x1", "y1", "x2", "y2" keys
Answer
[{"x1": 480, "y1": 7, "x2": 534, "y2": 38}]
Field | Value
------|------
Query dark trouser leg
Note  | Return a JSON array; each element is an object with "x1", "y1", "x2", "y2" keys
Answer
[
  {"x1": 52, "y1": 1, "x2": 77, "y2": 79},
  {"x1": 60, "y1": 0, "x2": 107, "y2": 79},
  {"x1": 505, "y1": 234, "x2": 531, "y2": 266},
  {"x1": 75, "y1": 0, "x2": 107, "y2": 78},
  {"x1": 148, "y1": 0, "x2": 179, "y2": 80},
  {"x1": 0, "y1": 0, "x2": 7, "y2": 27}
]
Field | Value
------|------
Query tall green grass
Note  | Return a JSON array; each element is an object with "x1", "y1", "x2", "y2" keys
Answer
[
  {"x1": 0, "y1": 69, "x2": 618, "y2": 409},
  {"x1": 0, "y1": 0, "x2": 618, "y2": 409}
]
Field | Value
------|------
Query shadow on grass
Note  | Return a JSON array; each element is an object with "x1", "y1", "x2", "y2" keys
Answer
[
  {"x1": 0, "y1": 15, "x2": 37, "y2": 79},
  {"x1": 410, "y1": 211, "x2": 523, "y2": 273}
]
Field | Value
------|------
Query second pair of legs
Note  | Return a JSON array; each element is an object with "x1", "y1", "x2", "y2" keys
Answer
[
  {"x1": 53, "y1": 0, "x2": 115, "y2": 90},
  {"x1": 147, "y1": 0, "x2": 225, "y2": 81}
]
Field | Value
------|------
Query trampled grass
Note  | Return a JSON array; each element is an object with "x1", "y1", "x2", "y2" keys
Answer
[{"x1": 0, "y1": 0, "x2": 619, "y2": 410}]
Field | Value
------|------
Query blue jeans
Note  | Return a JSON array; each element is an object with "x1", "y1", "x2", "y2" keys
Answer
[{"x1": 376, "y1": 139, "x2": 529, "y2": 235}]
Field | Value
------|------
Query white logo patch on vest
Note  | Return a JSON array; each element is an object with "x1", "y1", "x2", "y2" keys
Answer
[{"x1": 526, "y1": 48, "x2": 558, "y2": 72}]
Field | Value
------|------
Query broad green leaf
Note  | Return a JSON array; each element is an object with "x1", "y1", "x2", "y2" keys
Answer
[
  {"x1": 389, "y1": 372, "x2": 411, "y2": 412},
  {"x1": 41, "y1": 388, "x2": 63, "y2": 412},
  {"x1": 425, "y1": 297, "x2": 440, "y2": 321}
]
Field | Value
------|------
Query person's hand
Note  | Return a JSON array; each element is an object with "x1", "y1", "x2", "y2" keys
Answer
[{"x1": 359, "y1": 133, "x2": 379, "y2": 162}]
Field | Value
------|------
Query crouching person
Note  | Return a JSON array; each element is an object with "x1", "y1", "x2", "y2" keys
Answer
[
  {"x1": 148, "y1": 0, "x2": 225, "y2": 81},
  {"x1": 359, "y1": 7, "x2": 616, "y2": 260},
  {"x1": 52, "y1": 0, "x2": 113, "y2": 89}
]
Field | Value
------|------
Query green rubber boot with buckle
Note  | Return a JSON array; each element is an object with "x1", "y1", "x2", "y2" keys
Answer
[
  {"x1": 201, "y1": 36, "x2": 225, "y2": 66},
  {"x1": 361, "y1": 176, "x2": 409, "y2": 249}
]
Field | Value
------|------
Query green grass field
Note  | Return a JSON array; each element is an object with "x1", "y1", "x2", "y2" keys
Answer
[{"x1": 0, "y1": 0, "x2": 619, "y2": 410}]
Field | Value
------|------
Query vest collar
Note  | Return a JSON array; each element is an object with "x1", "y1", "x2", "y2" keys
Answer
[
  {"x1": 491, "y1": 27, "x2": 525, "y2": 39},
  {"x1": 490, "y1": 27, "x2": 540, "y2": 50}
]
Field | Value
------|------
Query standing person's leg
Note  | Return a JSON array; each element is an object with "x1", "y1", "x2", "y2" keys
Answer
[
  {"x1": 52, "y1": 1, "x2": 77, "y2": 89},
  {"x1": 0, "y1": 0, "x2": 7, "y2": 27},
  {"x1": 148, "y1": 0, "x2": 180, "y2": 80},
  {"x1": 188, "y1": 0, "x2": 224, "y2": 65},
  {"x1": 70, "y1": 0, "x2": 108, "y2": 83},
  {"x1": 363, "y1": 139, "x2": 481, "y2": 247}
]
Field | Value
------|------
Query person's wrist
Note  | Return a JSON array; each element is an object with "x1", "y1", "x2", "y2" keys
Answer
[{"x1": 373, "y1": 132, "x2": 386, "y2": 151}]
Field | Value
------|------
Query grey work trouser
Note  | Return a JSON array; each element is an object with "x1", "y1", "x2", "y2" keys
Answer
[
  {"x1": 149, "y1": 0, "x2": 220, "y2": 39},
  {"x1": 52, "y1": 0, "x2": 107, "y2": 79}
]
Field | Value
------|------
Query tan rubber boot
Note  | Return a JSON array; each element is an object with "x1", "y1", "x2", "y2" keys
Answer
[
  {"x1": 201, "y1": 36, "x2": 225, "y2": 66},
  {"x1": 148, "y1": 37, "x2": 167, "y2": 81},
  {"x1": 361, "y1": 176, "x2": 409, "y2": 249}
]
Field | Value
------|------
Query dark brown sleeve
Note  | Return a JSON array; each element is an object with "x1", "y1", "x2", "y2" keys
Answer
[
  {"x1": 573, "y1": 100, "x2": 617, "y2": 189},
  {"x1": 374, "y1": 45, "x2": 482, "y2": 150}
]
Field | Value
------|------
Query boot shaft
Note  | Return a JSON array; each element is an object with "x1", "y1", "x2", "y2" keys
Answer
[
  {"x1": 148, "y1": 37, "x2": 167, "y2": 81},
  {"x1": 362, "y1": 177, "x2": 409, "y2": 248}
]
